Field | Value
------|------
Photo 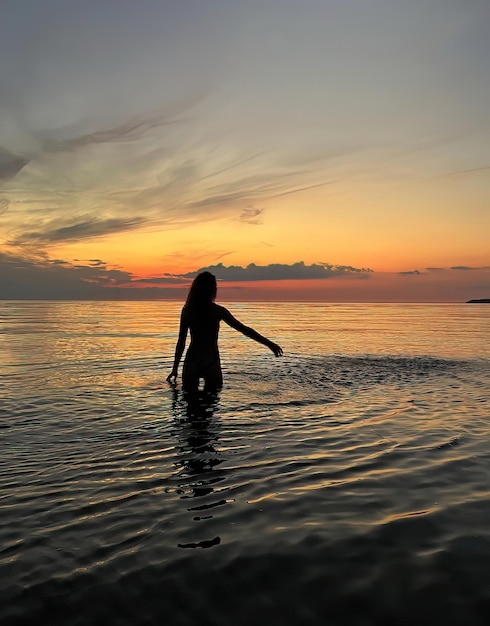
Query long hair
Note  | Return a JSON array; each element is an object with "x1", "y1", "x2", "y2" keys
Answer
[{"x1": 185, "y1": 272, "x2": 217, "y2": 320}]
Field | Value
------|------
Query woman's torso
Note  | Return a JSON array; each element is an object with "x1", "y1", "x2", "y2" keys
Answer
[{"x1": 184, "y1": 302, "x2": 222, "y2": 364}]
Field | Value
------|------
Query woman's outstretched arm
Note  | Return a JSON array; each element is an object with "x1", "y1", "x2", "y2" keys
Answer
[
  {"x1": 167, "y1": 308, "x2": 188, "y2": 383},
  {"x1": 220, "y1": 307, "x2": 283, "y2": 356}
]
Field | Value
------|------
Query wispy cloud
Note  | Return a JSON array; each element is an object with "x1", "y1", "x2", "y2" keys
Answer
[
  {"x1": 1, "y1": 0, "x2": 488, "y2": 289},
  {"x1": 270, "y1": 180, "x2": 338, "y2": 198},
  {"x1": 132, "y1": 275, "x2": 190, "y2": 285},
  {"x1": 10, "y1": 216, "x2": 147, "y2": 246},
  {"x1": 2, "y1": 108, "x2": 348, "y2": 252},
  {"x1": 239, "y1": 206, "x2": 264, "y2": 225},
  {"x1": 401, "y1": 266, "x2": 490, "y2": 275},
  {"x1": 0, "y1": 149, "x2": 29, "y2": 180},
  {"x1": 445, "y1": 166, "x2": 490, "y2": 177},
  {"x1": 46, "y1": 111, "x2": 180, "y2": 152}
]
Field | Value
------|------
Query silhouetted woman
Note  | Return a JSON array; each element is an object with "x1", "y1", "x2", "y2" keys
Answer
[{"x1": 167, "y1": 271, "x2": 282, "y2": 392}]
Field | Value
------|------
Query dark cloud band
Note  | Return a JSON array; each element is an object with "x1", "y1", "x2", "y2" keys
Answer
[{"x1": 184, "y1": 261, "x2": 373, "y2": 282}]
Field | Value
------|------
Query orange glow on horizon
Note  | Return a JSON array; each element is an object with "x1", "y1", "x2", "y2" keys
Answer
[{"x1": 107, "y1": 269, "x2": 490, "y2": 303}]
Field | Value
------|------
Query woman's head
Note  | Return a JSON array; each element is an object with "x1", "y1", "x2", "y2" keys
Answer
[{"x1": 186, "y1": 272, "x2": 217, "y2": 309}]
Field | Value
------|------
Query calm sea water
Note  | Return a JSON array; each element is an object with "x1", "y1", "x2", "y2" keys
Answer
[{"x1": 1, "y1": 301, "x2": 489, "y2": 625}]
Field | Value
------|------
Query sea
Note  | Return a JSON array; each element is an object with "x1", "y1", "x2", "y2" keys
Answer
[{"x1": 1, "y1": 301, "x2": 489, "y2": 626}]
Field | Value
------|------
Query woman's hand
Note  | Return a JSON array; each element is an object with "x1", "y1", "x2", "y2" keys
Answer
[
  {"x1": 166, "y1": 368, "x2": 178, "y2": 384},
  {"x1": 269, "y1": 342, "x2": 283, "y2": 357}
]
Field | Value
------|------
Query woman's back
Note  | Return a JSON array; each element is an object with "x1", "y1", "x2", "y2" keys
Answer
[{"x1": 184, "y1": 302, "x2": 221, "y2": 355}]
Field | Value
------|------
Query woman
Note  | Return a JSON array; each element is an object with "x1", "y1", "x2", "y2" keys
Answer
[{"x1": 167, "y1": 271, "x2": 283, "y2": 392}]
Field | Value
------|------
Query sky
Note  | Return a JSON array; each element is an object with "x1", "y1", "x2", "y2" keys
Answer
[{"x1": 1, "y1": 0, "x2": 489, "y2": 301}]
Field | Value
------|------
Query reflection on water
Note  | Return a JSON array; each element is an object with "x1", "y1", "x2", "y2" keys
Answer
[{"x1": 171, "y1": 389, "x2": 226, "y2": 548}]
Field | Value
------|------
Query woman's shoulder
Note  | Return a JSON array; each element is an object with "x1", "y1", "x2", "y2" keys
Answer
[
  {"x1": 211, "y1": 302, "x2": 228, "y2": 317},
  {"x1": 183, "y1": 302, "x2": 226, "y2": 321},
  {"x1": 209, "y1": 302, "x2": 233, "y2": 320}
]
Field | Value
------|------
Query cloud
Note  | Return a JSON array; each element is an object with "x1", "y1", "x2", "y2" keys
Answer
[
  {"x1": 446, "y1": 166, "x2": 490, "y2": 177},
  {"x1": 0, "y1": 250, "x2": 189, "y2": 299},
  {"x1": 0, "y1": 198, "x2": 9, "y2": 215},
  {"x1": 10, "y1": 216, "x2": 147, "y2": 245},
  {"x1": 0, "y1": 252, "x2": 378, "y2": 299},
  {"x1": 239, "y1": 206, "x2": 264, "y2": 225},
  {"x1": 0, "y1": 251, "x2": 117, "y2": 298},
  {"x1": 399, "y1": 270, "x2": 423, "y2": 275},
  {"x1": 270, "y1": 180, "x2": 338, "y2": 198},
  {"x1": 0, "y1": 149, "x2": 28, "y2": 180},
  {"x1": 1, "y1": 0, "x2": 489, "y2": 269},
  {"x1": 2, "y1": 122, "x2": 344, "y2": 251},
  {"x1": 3, "y1": 248, "x2": 488, "y2": 301},
  {"x1": 132, "y1": 275, "x2": 189, "y2": 285},
  {"x1": 450, "y1": 265, "x2": 490, "y2": 271},
  {"x1": 47, "y1": 111, "x2": 179, "y2": 152},
  {"x1": 426, "y1": 266, "x2": 490, "y2": 272},
  {"x1": 184, "y1": 261, "x2": 373, "y2": 282}
]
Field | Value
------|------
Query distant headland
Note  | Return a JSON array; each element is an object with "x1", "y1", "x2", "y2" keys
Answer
[{"x1": 466, "y1": 299, "x2": 490, "y2": 303}]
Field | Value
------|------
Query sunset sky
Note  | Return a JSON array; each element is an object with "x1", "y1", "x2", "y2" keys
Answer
[{"x1": 1, "y1": 0, "x2": 489, "y2": 301}]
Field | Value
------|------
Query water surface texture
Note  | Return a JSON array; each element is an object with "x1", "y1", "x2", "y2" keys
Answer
[{"x1": 1, "y1": 302, "x2": 489, "y2": 625}]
